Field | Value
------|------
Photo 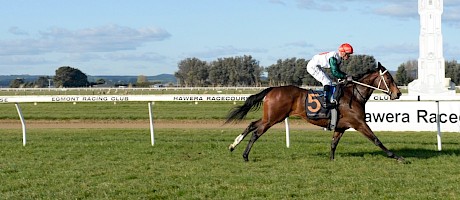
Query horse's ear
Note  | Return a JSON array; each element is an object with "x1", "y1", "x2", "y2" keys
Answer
[{"x1": 377, "y1": 62, "x2": 386, "y2": 70}]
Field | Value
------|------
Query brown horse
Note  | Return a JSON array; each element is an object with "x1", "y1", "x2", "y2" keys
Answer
[{"x1": 226, "y1": 62, "x2": 404, "y2": 162}]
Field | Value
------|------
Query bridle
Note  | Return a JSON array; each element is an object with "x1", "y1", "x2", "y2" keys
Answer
[{"x1": 350, "y1": 69, "x2": 392, "y2": 96}]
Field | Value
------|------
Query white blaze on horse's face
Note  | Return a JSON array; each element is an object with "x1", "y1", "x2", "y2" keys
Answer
[
  {"x1": 378, "y1": 69, "x2": 401, "y2": 100},
  {"x1": 377, "y1": 70, "x2": 390, "y2": 93}
]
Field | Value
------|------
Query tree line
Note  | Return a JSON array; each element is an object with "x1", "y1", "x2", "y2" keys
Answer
[
  {"x1": 9, "y1": 55, "x2": 460, "y2": 88},
  {"x1": 175, "y1": 55, "x2": 460, "y2": 87},
  {"x1": 395, "y1": 59, "x2": 460, "y2": 86},
  {"x1": 175, "y1": 54, "x2": 397, "y2": 87},
  {"x1": 10, "y1": 66, "x2": 91, "y2": 88},
  {"x1": 9, "y1": 66, "x2": 144, "y2": 88},
  {"x1": 174, "y1": 56, "x2": 265, "y2": 87}
]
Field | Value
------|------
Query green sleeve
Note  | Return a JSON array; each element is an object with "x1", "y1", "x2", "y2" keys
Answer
[{"x1": 329, "y1": 57, "x2": 347, "y2": 79}]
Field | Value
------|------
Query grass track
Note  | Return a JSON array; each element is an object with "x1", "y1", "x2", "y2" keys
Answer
[{"x1": 1, "y1": 128, "x2": 460, "y2": 199}]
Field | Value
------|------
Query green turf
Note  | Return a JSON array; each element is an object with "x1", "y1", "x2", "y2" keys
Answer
[{"x1": 1, "y1": 128, "x2": 459, "y2": 199}]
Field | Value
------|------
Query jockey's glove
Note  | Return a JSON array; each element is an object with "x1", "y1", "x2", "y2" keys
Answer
[{"x1": 346, "y1": 75, "x2": 353, "y2": 82}]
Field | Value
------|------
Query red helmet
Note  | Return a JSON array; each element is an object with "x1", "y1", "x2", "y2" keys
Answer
[{"x1": 338, "y1": 43, "x2": 353, "y2": 54}]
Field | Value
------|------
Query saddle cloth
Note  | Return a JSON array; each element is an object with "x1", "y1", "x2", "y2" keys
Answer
[
  {"x1": 305, "y1": 85, "x2": 343, "y2": 130},
  {"x1": 305, "y1": 90, "x2": 331, "y2": 119}
]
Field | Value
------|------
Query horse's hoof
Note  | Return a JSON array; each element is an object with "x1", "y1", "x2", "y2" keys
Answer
[
  {"x1": 228, "y1": 145, "x2": 235, "y2": 152},
  {"x1": 329, "y1": 154, "x2": 335, "y2": 161},
  {"x1": 396, "y1": 156, "x2": 409, "y2": 164},
  {"x1": 243, "y1": 155, "x2": 249, "y2": 162}
]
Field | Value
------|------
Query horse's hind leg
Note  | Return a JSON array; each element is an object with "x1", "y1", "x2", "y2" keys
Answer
[
  {"x1": 242, "y1": 123, "x2": 271, "y2": 162},
  {"x1": 229, "y1": 120, "x2": 260, "y2": 152}
]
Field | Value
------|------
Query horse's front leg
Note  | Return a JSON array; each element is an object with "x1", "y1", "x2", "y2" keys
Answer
[
  {"x1": 356, "y1": 123, "x2": 404, "y2": 162},
  {"x1": 330, "y1": 129, "x2": 345, "y2": 160}
]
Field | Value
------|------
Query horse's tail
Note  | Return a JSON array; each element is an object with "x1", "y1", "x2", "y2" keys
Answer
[{"x1": 225, "y1": 87, "x2": 274, "y2": 124}]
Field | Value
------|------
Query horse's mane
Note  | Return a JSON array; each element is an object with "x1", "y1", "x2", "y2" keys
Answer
[{"x1": 353, "y1": 67, "x2": 379, "y2": 80}]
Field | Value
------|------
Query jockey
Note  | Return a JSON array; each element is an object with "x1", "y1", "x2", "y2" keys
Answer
[{"x1": 306, "y1": 43, "x2": 353, "y2": 108}]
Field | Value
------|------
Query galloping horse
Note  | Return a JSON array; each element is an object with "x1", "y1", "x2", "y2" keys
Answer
[{"x1": 226, "y1": 62, "x2": 404, "y2": 162}]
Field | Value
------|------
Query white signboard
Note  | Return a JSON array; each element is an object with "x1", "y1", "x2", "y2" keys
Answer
[
  {"x1": 366, "y1": 100, "x2": 460, "y2": 132},
  {"x1": 0, "y1": 95, "x2": 249, "y2": 103},
  {"x1": 2, "y1": 94, "x2": 460, "y2": 132}
]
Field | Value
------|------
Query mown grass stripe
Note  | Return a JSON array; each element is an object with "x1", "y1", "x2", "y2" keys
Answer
[{"x1": 1, "y1": 128, "x2": 459, "y2": 199}]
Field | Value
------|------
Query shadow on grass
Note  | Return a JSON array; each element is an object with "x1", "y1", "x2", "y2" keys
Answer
[{"x1": 342, "y1": 148, "x2": 460, "y2": 159}]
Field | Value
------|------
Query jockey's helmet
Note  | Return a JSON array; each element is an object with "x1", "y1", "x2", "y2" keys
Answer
[{"x1": 338, "y1": 43, "x2": 353, "y2": 54}]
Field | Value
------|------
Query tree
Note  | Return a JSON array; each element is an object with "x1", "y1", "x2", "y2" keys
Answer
[
  {"x1": 175, "y1": 56, "x2": 263, "y2": 87},
  {"x1": 136, "y1": 75, "x2": 151, "y2": 87},
  {"x1": 342, "y1": 54, "x2": 376, "y2": 75},
  {"x1": 403, "y1": 60, "x2": 418, "y2": 80},
  {"x1": 54, "y1": 66, "x2": 89, "y2": 87},
  {"x1": 9, "y1": 78, "x2": 25, "y2": 88},
  {"x1": 266, "y1": 58, "x2": 311, "y2": 86},
  {"x1": 174, "y1": 58, "x2": 208, "y2": 87},
  {"x1": 294, "y1": 59, "x2": 310, "y2": 86},
  {"x1": 279, "y1": 58, "x2": 297, "y2": 85},
  {"x1": 34, "y1": 76, "x2": 51, "y2": 88},
  {"x1": 395, "y1": 60, "x2": 417, "y2": 85},
  {"x1": 227, "y1": 55, "x2": 262, "y2": 86},
  {"x1": 209, "y1": 58, "x2": 230, "y2": 86},
  {"x1": 445, "y1": 60, "x2": 460, "y2": 85},
  {"x1": 395, "y1": 65, "x2": 412, "y2": 85},
  {"x1": 137, "y1": 75, "x2": 147, "y2": 83},
  {"x1": 266, "y1": 59, "x2": 287, "y2": 86},
  {"x1": 96, "y1": 78, "x2": 106, "y2": 85}
]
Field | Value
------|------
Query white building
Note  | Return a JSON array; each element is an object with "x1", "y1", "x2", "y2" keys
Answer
[{"x1": 408, "y1": 0, "x2": 455, "y2": 95}]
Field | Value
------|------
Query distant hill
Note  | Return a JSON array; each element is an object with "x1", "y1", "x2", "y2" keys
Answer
[
  {"x1": 146, "y1": 74, "x2": 177, "y2": 83},
  {"x1": 0, "y1": 74, "x2": 177, "y2": 87}
]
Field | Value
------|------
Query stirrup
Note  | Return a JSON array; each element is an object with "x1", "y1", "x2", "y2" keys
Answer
[{"x1": 323, "y1": 101, "x2": 336, "y2": 109}]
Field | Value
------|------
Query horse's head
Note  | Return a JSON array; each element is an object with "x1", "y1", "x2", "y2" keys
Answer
[{"x1": 374, "y1": 62, "x2": 402, "y2": 100}]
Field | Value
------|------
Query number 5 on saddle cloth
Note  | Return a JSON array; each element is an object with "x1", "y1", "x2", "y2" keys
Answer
[{"x1": 305, "y1": 85, "x2": 343, "y2": 130}]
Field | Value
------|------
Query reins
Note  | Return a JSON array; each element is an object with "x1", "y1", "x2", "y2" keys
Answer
[
  {"x1": 350, "y1": 69, "x2": 391, "y2": 95},
  {"x1": 345, "y1": 69, "x2": 391, "y2": 108}
]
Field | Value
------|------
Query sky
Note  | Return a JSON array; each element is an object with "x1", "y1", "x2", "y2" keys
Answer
[{"x1": 1, "y1": 0, "x2": 460, "y2": 76}]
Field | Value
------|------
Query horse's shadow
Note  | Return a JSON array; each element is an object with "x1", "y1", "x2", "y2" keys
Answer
[{"x1": 343, "y1": 147, "x2": 460, "y2": 160}]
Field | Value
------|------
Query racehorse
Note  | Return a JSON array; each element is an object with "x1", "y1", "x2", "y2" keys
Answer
[{"x1": 225, "y1": 62, "x2": 404, "y2": 162}]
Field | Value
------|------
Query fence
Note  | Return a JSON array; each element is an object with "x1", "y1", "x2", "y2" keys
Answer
[
  {"x1": 1, "y1": 93, "x2": 459, "y2": 150},
  {"x1": 0, "y1": 94, "x2": 249, "y2": 146}
]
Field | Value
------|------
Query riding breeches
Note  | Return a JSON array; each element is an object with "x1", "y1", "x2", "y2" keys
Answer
[{"x1": 307, "y1": 63, "x2": 332, "y2": 86}]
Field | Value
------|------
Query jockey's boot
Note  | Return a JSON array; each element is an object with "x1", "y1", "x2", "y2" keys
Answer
[{"x1": 323, "y1": 85, "x2": 336, "y2": 109}]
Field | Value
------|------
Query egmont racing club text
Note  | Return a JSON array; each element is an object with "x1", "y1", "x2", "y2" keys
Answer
[{"x1": 51, "y1": 96, "x2": 129, "y2": 102}]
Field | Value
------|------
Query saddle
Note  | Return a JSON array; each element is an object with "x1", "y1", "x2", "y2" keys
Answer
[{"x1": 305, "y1": 84, "x2": 343, "y2": 130}]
